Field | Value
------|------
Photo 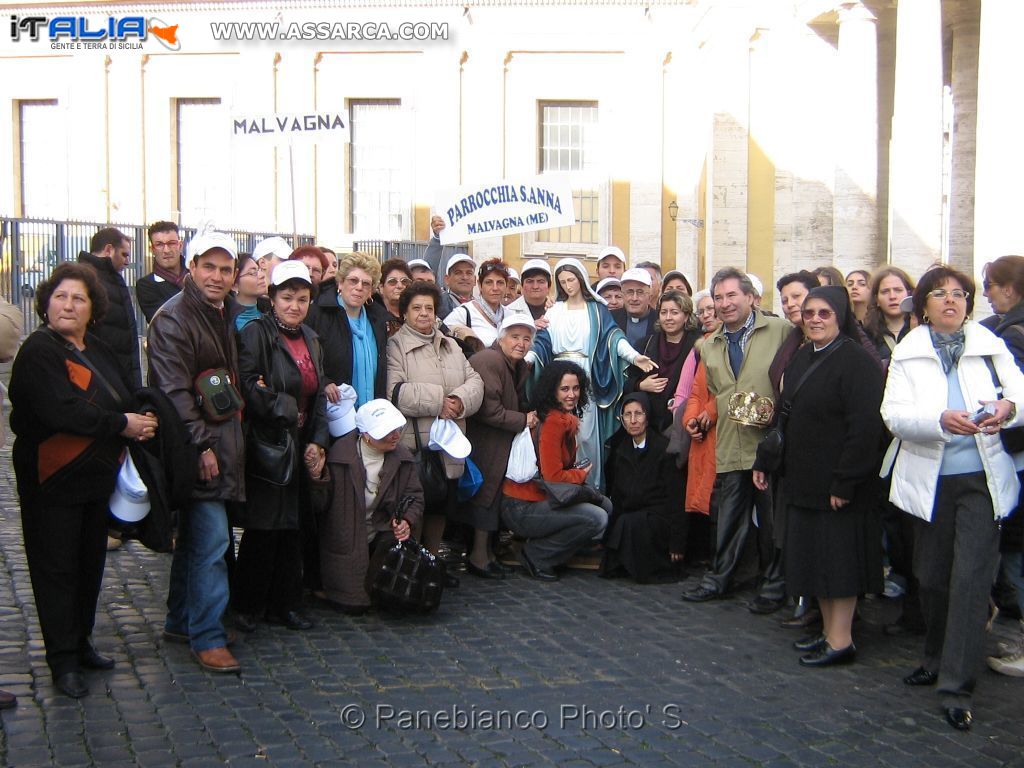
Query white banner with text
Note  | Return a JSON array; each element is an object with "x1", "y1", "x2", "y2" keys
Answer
[{"x1": 436, "y1": 175, "x2": 576, "y2": 244}]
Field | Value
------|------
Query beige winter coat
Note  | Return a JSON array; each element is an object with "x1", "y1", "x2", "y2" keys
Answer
[{"x1": 386, "y1": 324, "x2": 484, "y2": 479}]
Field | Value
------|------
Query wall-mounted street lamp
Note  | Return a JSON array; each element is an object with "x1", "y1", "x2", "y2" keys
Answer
[{"x1": 668, "y1": 199, "x2": 678, "y2": 221}]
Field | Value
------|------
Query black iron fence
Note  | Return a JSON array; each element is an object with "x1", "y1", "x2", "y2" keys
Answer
[{"x1": 0, "y1": 217, "x2": 313, "y2": 334}]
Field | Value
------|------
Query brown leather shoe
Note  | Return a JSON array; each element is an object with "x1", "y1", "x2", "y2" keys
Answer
[{"x1": 192, "y1": 647, "x2": 241, "y2": 674}]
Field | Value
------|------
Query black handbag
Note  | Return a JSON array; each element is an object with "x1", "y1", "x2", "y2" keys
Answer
[
  {"x1": 411, "y1": 421, "x2": 449, "y2": 507},
  {"x1": 392, "y1": 383, "x2": 449, "y2": 508},
  {"x1": 246, "y1": 422, "x2": 296, "y2": 486},
  {"x1": 756, "y1": 338, "x2": 848, "y2": 475},
  {"x1": 367, "y1": 496, "x2": 446, "y2": 613},
  {"x1": 536, "y1": 478, "x2": 606, "y2": 509}
]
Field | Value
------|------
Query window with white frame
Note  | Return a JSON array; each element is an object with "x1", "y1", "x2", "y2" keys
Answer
[
  {"x1": 349, "y1": 100, "x2": 410, "y2": 239},
  {"x1": 536, "y1": 102, "x2": 599, "y2": 244},
  {"x1": 18, "y1": 100, "x2": 68, "y2": 219},
  {"x1": 175, "y1": 98, "x2": 229, "y2": 224}
]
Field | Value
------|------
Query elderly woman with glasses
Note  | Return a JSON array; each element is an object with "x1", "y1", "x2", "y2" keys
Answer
[
  {"x1": 881, "y1": 266, "x2": 1024, "y2": 731},
  {"x1": 309, "y1": 252, "x2": 387, "y2": 410},
  {"x1": 754, "y1": 287, "x2": 884, "y2": 668}
]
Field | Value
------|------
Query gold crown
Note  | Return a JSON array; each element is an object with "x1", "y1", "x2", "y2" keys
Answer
[{"x1": 727, "y1": 391, "x2": 775, "y2": 427}]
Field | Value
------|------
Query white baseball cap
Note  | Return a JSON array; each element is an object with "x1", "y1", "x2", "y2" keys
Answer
[
  {"x1": 109, "y1": 454, "x2": 150, "y2": 523},
  {"x1": 325, "y1": 384, "x2": 358, "y2": 437},
  {"x1": 428, "y1": 418, "x2": 472, "y2": 459},
  {"x1": 253, "y1": 236, "x2": 292, "y2": 264},
  {"x1": 520, "y1": 259, "x2": 552, "y2": 279},
  {"x1": 498, "y1": 313, "x2": 536, "y2": 334},
  {"x1": 597, "y1": 246, "x2": 626, "y2": 265},
  {"x1": 408, "y1": 258, "x2": 432, "y2": 272},
  {"x1": 187, "y1": 231, "x2": 238, "y2": 263},
  {"x1": 620, "y1": 268, "x2": 652, "y2": 287},
  {"x1": 446, "y1": 253, "x2": 475, "y2": 274},
  {"x1": 746, "y1": 273, "x2": 764, "y2": 298},
  {"x1": 271, "y1": 260, "x2": 311, "y2": 287},
  {"x1": 355, "y1": 399, "x2": 407, "y2": 440},
  {"x1": 595, "y1": 277, "x2": 622, "y2": 294}
]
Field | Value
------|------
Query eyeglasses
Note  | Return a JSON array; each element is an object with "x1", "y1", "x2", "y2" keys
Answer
[
  {"x1": 620, "y1": 411, "x2": 646, "y2": 421},
  {"x1": 238, "y1": 269, "x2": 260, "y2": 280},
  {"x1": 928, "y1": 289, "x2": 969, "y2": 300},
  {"x1": 385, "y1": 277, "x2": 411, "y2": 287},
  {"x1": 623, "y1": 289, "x2": 648, "y2": 298},
  {"x1": 151, "y1": 240, "x2": 180, "y2": 250},
  {"x1": 801, "y1": 308, "x2": 835, "y2": 321}
]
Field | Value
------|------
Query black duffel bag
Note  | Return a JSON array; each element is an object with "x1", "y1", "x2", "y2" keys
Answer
[{"x1": 367, "y1": 496, "x2": 446, "y2": 613}]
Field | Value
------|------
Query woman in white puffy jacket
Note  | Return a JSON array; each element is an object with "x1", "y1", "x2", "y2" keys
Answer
[{"x1": 881, "y1": 266, "x2": 1024, "y2": 733}]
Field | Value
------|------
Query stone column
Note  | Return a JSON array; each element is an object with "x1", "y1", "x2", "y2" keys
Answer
[
  {"x1": 833, "y1": 1, "x2": 879, "y2": 274},
  {"x1": 974, "y1": 0, "x2": 1024, "y2": 272},
  {"x1": 945, "y1": 0, "x2": 980, "y2": 273},
  {"x1": 887, "y1": 0, "x2": 944, "y2": 275}
]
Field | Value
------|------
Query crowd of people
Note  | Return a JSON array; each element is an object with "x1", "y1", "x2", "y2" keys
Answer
[{"x1": 4, "y1": 221, "x2": 1024, "y2": 734}]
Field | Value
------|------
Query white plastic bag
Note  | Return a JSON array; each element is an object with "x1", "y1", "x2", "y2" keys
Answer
[{"x1": 505, "y1": 427, "x2": 538, "y2": 483}]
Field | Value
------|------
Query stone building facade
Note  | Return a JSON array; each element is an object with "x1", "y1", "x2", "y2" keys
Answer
[{"x1": 1, "y1": 0, "x2": 1019, "y2": 309}]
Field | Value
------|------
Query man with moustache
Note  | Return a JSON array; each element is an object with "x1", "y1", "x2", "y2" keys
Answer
[{"x1": 147, "y1": 228, "x2": 245, "y2": 673}]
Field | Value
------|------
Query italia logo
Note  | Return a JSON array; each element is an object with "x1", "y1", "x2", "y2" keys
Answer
[{"x1": 9, "y1": 15, "x2": 180, "y2": 50}]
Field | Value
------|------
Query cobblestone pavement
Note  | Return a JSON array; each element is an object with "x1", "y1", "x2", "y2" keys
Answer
[{"x1": 1, "y1": 439, "x2": 1023, "y2": 768}]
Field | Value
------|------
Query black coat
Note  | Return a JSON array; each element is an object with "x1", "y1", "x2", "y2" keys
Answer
[
  {"x1": 78, "y1": 251, "x2": 142, "y2": 388},
  {"x1": 9, "y1": 328, "x2": 132, "y2": 507},
  {"x1": 307, "y1": 287, "x2": 387, "y2": 398},
  {"x1": 135, "y1": 272, "x2": 183, "y2": 323},
  {"x1": 780, "y1": 338, "x2": 884, "y2": 508},
  {"x1": 238, "y1": 314, "x2": 330, "y2": 530},
  {"x1": 129, "y1": 387, "x2": 198, "y2": 552},
  {"x1": 602, "y1": 427, "x2": 685, "y2": 579}
]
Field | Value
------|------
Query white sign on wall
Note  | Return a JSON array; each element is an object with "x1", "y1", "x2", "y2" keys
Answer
[
  {"x1": 230, "y1": 112, "x2": 350, "y2": 145},
  {"x1": 436, "y1": 175, "x2": 576, "y2": 244}
]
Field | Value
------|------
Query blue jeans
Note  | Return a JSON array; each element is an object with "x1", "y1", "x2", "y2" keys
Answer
[
  {"x1": 165, "y1": 500, "x2": 230, "y2": 652},
  {"x1": 501, "y1": 495, "x2": 608, "y2": 570}
]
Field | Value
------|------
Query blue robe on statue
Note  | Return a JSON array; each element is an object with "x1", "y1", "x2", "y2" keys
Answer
[{"x1": 529, "y1": 299, "x2": 632, "y2": 490}]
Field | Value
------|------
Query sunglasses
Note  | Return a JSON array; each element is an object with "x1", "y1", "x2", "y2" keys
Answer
[
  {"x1": 479, "y1": 263, "x2": 508, "y2": 278},
  {"x1": 801, "y1": 308, "x2": 835, "y2": 321}
]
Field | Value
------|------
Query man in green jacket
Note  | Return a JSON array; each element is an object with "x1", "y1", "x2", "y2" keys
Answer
[{"x1": 682, "y1": 267, "x2": 792, "y2": 613}]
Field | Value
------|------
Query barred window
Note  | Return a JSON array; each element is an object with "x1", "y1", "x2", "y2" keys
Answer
[
  {"x1": 536, "y1": 102, "x2": 599, "y2": 244},
  {"x1": 349, "y1": 100, "x2": 410, "y2": 238}
]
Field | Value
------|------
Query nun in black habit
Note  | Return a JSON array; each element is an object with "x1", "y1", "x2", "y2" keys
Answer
[{"x1": 600, "y1": 392, "x2": 685, "y2": 583}]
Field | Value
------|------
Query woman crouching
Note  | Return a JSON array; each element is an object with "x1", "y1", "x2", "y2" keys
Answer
[{"x1": 310, "y1": 399, "x2": 423, "y2": 614}]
